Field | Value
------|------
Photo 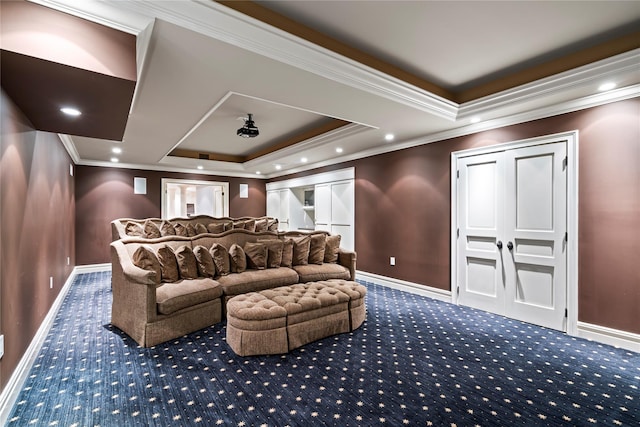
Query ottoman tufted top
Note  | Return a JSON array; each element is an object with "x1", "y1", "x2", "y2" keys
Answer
[
  {"x1": 226, "y1": 292, "x2": 288, "y2": 321},
  {"x1": 259, "y1": 282, "x2": 351, "y2": 315}
]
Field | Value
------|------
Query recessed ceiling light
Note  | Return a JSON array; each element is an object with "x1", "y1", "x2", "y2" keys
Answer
[
  {"x1": 336, "y1": 147, "x2": 343, "y2": 153},
  {"x1": 60, "y1": 107, "x2": 81, "y2": 116},
  {"x1": 256, "y1": 171, "x2": 261, "y2": 175},
  {"x1": 384, "y1": 133, "x2": 394, "y2": 141},
  {"x1": 470, "y1": 117, "x2": 481, "y2": 124},
  {"x1": 197, "y1": 165, "x2": 203, "y2": 170},
  {"x1": 598, "y1": 82, "x2": 616, "y2": 92},
  {"x1": 110, "y1": 157, "x2": 119, "y2": 163},
  {"x1": 301, "y1": 157, "x2": 308, "y2": 163},
  {"x1": 275, "y1": 164, "x2": 282, "y2": 170},
  {"x1": 112, "y1": 147, "x2": 122, "y2": 154}
]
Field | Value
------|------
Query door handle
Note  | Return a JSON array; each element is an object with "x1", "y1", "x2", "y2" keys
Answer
[
  {"x1": 507, "y1": 241, "x2": 514, "y2": 251},
  {"x1": 497, "y1": 240, "x2": 503, "y2": 250}
]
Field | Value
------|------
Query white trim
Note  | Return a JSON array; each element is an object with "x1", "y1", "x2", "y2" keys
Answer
[
  {"x1": 0, "y1": 267, "x2": 77, "y2": 425},
  {"x1": 74, "y1": 263, "x2": 111, "y2": 274},
  {"x1": 577, "y1": 322, "x2": 640, "y2": 353},
  {"x1": 58, "y1": 134, "x2": 80, "y2": 164},
  {"x1": 266, "y1": 167, "x2": 355, "y2": 191},
  {"x1": 356, "y1": 270, "x2": 452, "y2": 303},
  {"x1": 450, "y1": 131, "x2": 579, "y2": 334},
  {"x1": 457, "y1": 50, "x2": 640, "y2": 120}
]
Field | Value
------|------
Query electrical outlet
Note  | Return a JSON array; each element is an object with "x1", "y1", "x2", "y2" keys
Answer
[
  {"x1": 0, "y1": 335, "x2": 4, "y2": 359},
  {"x1": 390, "y1": 257, "x2": 396, "y2": 266},
  {"x1": 67, "y1": 257, "x2": 70, "y2": 266},
  {"x1": 50, "y1": 276, "x2": 53, "y2": 289}
]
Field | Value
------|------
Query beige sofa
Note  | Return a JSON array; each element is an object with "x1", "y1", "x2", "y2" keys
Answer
[
  {"x1": 110, "y1": 228, "x2": 356, "y2": 347},
  {"x1": 111, "y1": 215, "x2": 278, "y2": 241}
]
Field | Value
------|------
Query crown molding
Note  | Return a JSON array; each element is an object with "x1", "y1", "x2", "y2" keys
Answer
[
  {"x1": 457, "y1": 49, "x2": 640, "y2": 120},
  {"x1": 243, "y1": 123, "x2": 372, "y2": 170},
  {"x1": 27, "y1": 0, "x2": 151, "y2": 34},
  {"x1": 74, "y1": 158, "x2": 267, "y2": 179},
  {"x1": 264, "y1": 83, "x2": 640, "y2": 179},
  {"x1": 58, "y1": 134, "x2": 80, "y2": 164}
]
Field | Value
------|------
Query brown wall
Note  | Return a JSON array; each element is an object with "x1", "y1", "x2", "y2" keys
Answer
[
  {"x1": 270, "y1": 98, "x2": 640, "y2": 334},
  {"x1": 75, "y1": 166, "x2": 267, "y2": 265},
  {"x1": 0, "y1": 90, "x2": 75, "y2": 390}
]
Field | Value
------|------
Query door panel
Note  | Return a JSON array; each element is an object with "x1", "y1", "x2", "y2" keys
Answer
[
  {"x1": 457, "y1": 153, "x2": 505, "y2": 314},
  {"x1": 505, "y1": 142, "x2": 567, "y2": 330}
]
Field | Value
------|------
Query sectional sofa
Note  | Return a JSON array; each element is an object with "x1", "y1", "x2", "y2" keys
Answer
[{"x1": 110, "y1": 228, "x2": 356, "y2": 347}]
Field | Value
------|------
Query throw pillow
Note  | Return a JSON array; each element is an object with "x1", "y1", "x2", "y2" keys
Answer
[
  {"x1": 258, "y1": 239, "x2": 284, "y2": 268},
  {"x1": 156, "y1": 245, "x2": 179, "y2": 282},
  {"x1": 193, "y1": 245, "x2": 216, "y2": 278},
  {"x1": 144, "y1": 220, "x2": 161, "y2": 239},
  {"x1": 291, "y1": 235, "x2": 311, "y2": 266},
  {"x1": 125, "y1": 221, "x2": 145, "y2": 237},
  {"x1": 131, "y1": 245, "x2": 161, "y2": 284},
  {"x1": 175, "y1": 245, "x2": 198, "y2": 279},
  {"x1": 229, "y1": 244, "x2": 247, "y2": 273},
  {"x1": 160, "y1": 220, "x2": 176, "y2": 237},
  {"x1": 280, "y1": 239, "x2": 294, "y2": 268},
  {"x1": 195, "y1": 223, "x2": 208, "y2": 235},
  {"x1": 244, "y1": 219, "x2": 256, "y2": 232},
  {"x1": 207, "y1": 223, "x2": 225, "y2": 234},
  {"x1": 186, "y1": 223, "x2": 197, "y2": 237},
  {"x1": 308, "y1": 234, "x2": 327, "y2": 265},
  {"x1": 254, "y1": 218, "x2": 268, "y2": 232},
  {"x1": 210, "y1": 243, "x2": 230, "y2": 276},
  {"x1": 232, "y1": 221, "x2": 245, "y2": 229},
  {"x1": 324, "y1": 234, "x2": 341, "y2": 263},
  {"x1": 244, "y1": 242, "x2": 267, "y2": 270},
  {"x1": 174, "y1": 223, "x2": 188, "y2": 237},
  {"x1": 267, "y1": 219, "x2": 279, "y2": 231}
]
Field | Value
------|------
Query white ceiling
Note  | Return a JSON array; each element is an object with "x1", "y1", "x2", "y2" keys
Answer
[{"x1": 35, "y1": 0, "x2": 640, "y2": 178}]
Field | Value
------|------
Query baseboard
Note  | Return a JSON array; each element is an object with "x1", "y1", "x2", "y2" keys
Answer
[
  {"x1": 0, "y1": 265, "x2": 108, "y2": 425},
  {"x1": 577, "y1": 321, "x2": 640, "y2": 353},
  {"x1": 356, "y1": 270, "x2": 452, "y2": 302},
  {"x1": 75, "y1": 263, "x2": 111, "y2": 273}
]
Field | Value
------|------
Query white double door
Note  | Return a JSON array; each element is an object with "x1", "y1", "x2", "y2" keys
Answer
[{"x1": 457, "y1": 141, "x2": 567, "y2": 331}]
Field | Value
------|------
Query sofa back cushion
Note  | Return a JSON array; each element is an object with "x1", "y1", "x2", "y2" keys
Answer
[
  {"x1": 175, "y1": 245, "x2": 198, "y2": 279},
  {"x1": 210, "y1": 243, "x2": 230, "y2": 276},
  {"x1": 308, "y1": 234, "x2": 326, "y2": 265},
  {"x1": 259, "y1": 239, "x2": 284, "y2": 268},
  {"x1": 324, "y1": 234, "x2": 341, "y2": 263},
  {"x1": 244, "y1": 242, "x2": 267, "y2": 270},
  {"x1": 229, "y1": 244, "x2": 247, "y2": 273},
  {"x1": 193, "y1": 245, "x2": 216, "y2": 278},
  {"x1": 157, "y1": 245, "x2": 179, "y2": 282},
  {"x1": 290, "y1": 235, "x2": 311, "y2": 266},
  {"x1": 144, "y1": 220, "x2": 161, "y2": 239},
  {"x1": 131, "y1": 245, "x2": 161, "y2": 284}
]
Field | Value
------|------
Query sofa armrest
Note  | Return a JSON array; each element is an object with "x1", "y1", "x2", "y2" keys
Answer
[
  {"x1": 337, "y1": 249, "x2": 357, "y2": 281},
  {"x1": 110, "y1": 241, "x2": 160, "y2": 286}
]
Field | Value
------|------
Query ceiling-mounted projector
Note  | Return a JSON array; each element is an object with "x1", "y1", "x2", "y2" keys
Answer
[{"x1": 237, "y1": 113, "x2": 259, "y2": 138}]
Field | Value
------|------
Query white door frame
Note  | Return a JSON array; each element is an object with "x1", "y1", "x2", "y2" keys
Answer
[
  {"x1": 161, "y1": 178, "x2": 229, "y2": 219},
  {"x1": 451, "y1": 131, "x2": 579, "y2": 336}
]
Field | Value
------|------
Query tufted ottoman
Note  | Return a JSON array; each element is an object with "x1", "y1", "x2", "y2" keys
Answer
[{"x1": 226, "y1": 280, "x2": 366, "y2": 356}]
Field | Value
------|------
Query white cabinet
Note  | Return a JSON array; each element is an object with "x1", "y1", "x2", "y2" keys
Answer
[
  {"x1": 266, "y1": 189, "x2": 290, "y2": 231},
  {"x1": 266, "y1": 168, "x2": 355, "y2": 251}
]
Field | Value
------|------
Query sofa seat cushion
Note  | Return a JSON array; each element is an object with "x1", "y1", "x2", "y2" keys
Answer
[
  {"x1": 292, "y1": 263, "x2": 351, "y2": 282},
  {"x1": 156, "y1": 278, "x2": 222, "y2": 315},
  {"x1": 217, "y1": 267, "x2": 299, "y2": 296}
]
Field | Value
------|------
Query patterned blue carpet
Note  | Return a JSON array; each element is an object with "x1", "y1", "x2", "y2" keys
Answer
[{"x1": 7, "y1": 271, "x2": 639, "y2": 426}]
